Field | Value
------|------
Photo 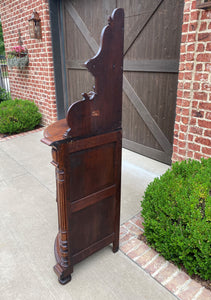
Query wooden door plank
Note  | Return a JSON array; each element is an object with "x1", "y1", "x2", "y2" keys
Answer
[
  {"x1": 65, "y1": 1, "x2": 172, "y2": 154},
  {"x1": 124, "y1": 0, "x2": 164, "y2": 56},
  {"x1": 123, "y1": 76, "x2": 172, "y2": 154},
  {"x1": 66, "y1": 60, "x2": 87, "y2": 70},
  {"x1": 67, "y1": 59, "x2": 179, "y2": 73},
  {"x1": 65, "y1": 1, "x2": 99, "y2": 54},
  {"x1": 124, "y1": 59, "x2": 179, "y2": 73},
  {"x1": 123, "y1": 138, "x2": 171, "y2": 164}
]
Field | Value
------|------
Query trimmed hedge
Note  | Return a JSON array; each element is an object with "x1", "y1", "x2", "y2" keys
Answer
[
  {"x1": 141, "y1": 158, "x2": 211, "y2": 280},
  {"x1": 0, "y1": 99, "x2": 42, "y2": 134},
  {"x1": 0, "y1": 87, "x2": 11, "y2": 103}
]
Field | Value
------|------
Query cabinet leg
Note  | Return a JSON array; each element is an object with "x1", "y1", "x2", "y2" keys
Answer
[
  {"x1": 54, "y1": 263, "x2": 72, "y2": 285},
  {"x1": 58, "y1": 274, "x2": 72, "y2": 285},
  {"x1": 112, "y1": 241, "x2": 119, "y2": 253}
]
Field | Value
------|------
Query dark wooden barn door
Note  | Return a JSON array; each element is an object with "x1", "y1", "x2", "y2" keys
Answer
[{"x1": 60, "y1": 0, "x2": 184, "y2": 164}]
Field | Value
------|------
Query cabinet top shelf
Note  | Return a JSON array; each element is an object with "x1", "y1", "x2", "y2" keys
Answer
[{"x1": 41, "y1": 119, "x2": 69, "y2": 146}]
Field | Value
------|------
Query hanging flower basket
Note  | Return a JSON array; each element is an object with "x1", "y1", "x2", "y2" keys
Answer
[
  {"x1": 7, "y1": 46, "x2": 29, "y2": 69},
  {"x1": 7, "y1": 55, "x2": 29, "y2": 69}
]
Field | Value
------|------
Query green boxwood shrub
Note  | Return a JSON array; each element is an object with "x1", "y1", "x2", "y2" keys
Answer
[
  {"x1": 0, "y1": 99, "x2": 42, "y2": 134},
  {"x1": 0, "y1": 87, "x2": 11, "y2": 103},
  {"x1": 141, "y1": 158, "x2": 211, "y2": 280}
]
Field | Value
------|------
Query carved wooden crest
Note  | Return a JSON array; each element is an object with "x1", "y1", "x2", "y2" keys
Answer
[{"x1": 65, "y1": 8, "x2": 124, "y2": 139}]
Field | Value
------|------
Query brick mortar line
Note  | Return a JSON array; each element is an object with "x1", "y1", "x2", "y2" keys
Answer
[
  {"x1": 126, "y1": 240, "x2": 146, "y2": 256},
  {"x1": 133, "y1": 247, "x2": 151, "y2": 262},
  {"x1": 184, "y1": 9, "x2": 203, "y2": 159},
  {"x1": 120, "y1": 224, "x2": 138, "y2": 237},
  {"x1": 121, "y1": 228, "x2": 139, "y2": 238},
  {"x1": 142, "y1": 253, "x2": 159, "y2": 269},
  {"x1": 176, "y1": 6, "x2": 211, "y2": 160},
  {"x1": 129, "y1": 221, "x2": 145, "y2": 232},
  {"x1": 119, "y1": 235, "x2": 136, "y2": 247},
  {"x1": 151, "y1": 261, "x2": 169, "y2": 277},
  {"x1": 192, "y1": 287, "x2": 204, "y2": 300},
  {"x1": 174, "y1": 278, "x2": 192, "y2": 296},
  {"x1": 161, "y1": 269, "x2": 180, "y2": 286},
  {"x1": 129, "y1": 220, "x2": 144, "y2": 230}
]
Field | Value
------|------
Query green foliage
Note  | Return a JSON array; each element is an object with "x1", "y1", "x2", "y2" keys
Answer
[
  {"x1": 0, "y1": 87, "x2": 11, "y2": 103},
  {"x1": 0, "y1": 22, "x2": 5, "y2": 56},
  {"x1": 0, "y1": 99, "x2": 42, "y2": 134},
  {"x1": 141, "y1": 158, "x2": 211, "y2": 280}
]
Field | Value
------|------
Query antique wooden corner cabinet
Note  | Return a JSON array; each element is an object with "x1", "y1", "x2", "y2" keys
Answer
[{"x1": 41, "y1": 8, "x2": 124, "y2": 284}]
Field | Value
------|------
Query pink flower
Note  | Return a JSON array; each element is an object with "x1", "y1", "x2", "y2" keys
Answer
[{"x1": 12, "y1": 45, "x2": 26, "y2": 53}]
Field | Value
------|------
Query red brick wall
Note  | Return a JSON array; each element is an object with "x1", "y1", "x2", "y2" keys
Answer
[
  {"x1": 0, "y1": 0, "x2": 57, "y2": 125},
  {"x1": 172, "y1": 0, "x2": 211, "y2": 162}
]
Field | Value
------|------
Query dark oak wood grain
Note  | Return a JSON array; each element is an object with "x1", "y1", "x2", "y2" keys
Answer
[{"x1": 41, "y1": 8, "x2": 124, "y2": 284}]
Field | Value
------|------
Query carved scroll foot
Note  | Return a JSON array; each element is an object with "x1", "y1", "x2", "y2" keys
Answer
[
  {"x1": 58, "y1": 272, "x2": 72, "y2": 285},
  {"x1": 59, "y1": 275, "x2": 72, "y2": 285},
  {"x1": 54, "y1": 234, "x2": 73, "y2": 284},
  {"x1": 53, "y1": 264, "x2": 72, "y2": 285}
]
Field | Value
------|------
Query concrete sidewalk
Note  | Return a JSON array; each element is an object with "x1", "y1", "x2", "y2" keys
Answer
[{"x1": 0, "y1": 130, "x2": 177, "y2": 300}]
